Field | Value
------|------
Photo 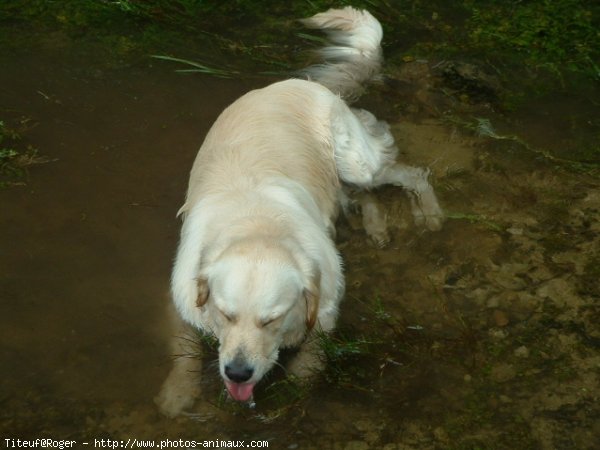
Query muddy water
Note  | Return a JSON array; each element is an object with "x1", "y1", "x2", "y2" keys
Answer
[
  {"x1": 0, "y1": 52, "x2": 252, "y2": 436},
  {"x1": 1, "y1": 51, "x2": 599, "y2": 449}
]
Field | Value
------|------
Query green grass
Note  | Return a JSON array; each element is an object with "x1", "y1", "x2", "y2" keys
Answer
[
  {"x1": 465, "y1": 0, "x2": 599, "y2": 80},
  {"x1": 2, "y1": 1, "x2": 598, "y2": 81}
]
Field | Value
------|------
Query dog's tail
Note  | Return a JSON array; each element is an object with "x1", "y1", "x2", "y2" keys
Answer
[{"x1": 298, "y1": 7, "x2": 383, "y2": 101}]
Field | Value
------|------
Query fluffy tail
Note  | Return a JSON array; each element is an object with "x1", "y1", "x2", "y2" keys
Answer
[{"x1": 298, "y1": 7, "x2": 383, "y2": 101}]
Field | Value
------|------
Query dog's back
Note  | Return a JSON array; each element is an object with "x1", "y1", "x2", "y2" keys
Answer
[
  {"x1": 182, "y1": 80, "x2": 339, "y2": 219},
  {"x1": 180, "y1": 7, "x2": 385, "y2": 218}
]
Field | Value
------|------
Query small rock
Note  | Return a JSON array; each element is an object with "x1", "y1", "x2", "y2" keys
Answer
[
  {"x1": 514, "y1": 346, "x2": 530, "y2": 358},
  {"x1": 344, "y1": 441, "x2": 370, "y2": 450},
  {"x1": 536, "y1": 278, "x2": 574, "y2": 307},
  {"x1": 490, "y1": 263, "x2": 529, "y2": 290},
  {"x1": 515, "y1": 292, "x2": 542, "y2": 310},
  {"x1": 507, "y1": 227, "x2": 523, "y2": 235},
  {"x1": 463, "y1": 374, "x2": 472, "y2": 382},
  {"x1": 523, "y1": 217, "x2": 539, "y2": 227},
  {"x1": 557, "y1": 333, "x2": 578, "y2": 347},
  {"x1": 433, "y1": 427, "x2": 449, "y2": 443},
  {"x1": 364, "y1": 433, "x2": 379, "y2": 445},
  {"x1": 354, "y1": 419, "x2": 380, "y2": 444},
  {"x1": 430, "y1": 341, "x2": 442, "y2": 353},
  {"x1": 354, "y1": 419, "x2": 375, "y2": 433},
  {"x1": 488, "y1": 328, "x2": 508, "y2": 340},
  {"x1": 486, "y1": 296, "x2": 500, "y2": 308},
  {"x1": 493, "y1": 310, "x2": 510, "y2": 327},
  {"x1": 490, "y1": 363, "x2": 517, "y2": 383},
  {"x1": 467, "y1": 287, "x2": 490, "y2": 305},
  {"x1": 499, "y1": 395, "x2": 512, "y2": 404},
  {"x1": 438, "y1": 61, "x2": 501, "y2": 102}
]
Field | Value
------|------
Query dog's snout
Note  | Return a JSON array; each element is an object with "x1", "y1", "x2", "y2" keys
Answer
[{"x1": 224, "y1": 358, "x2": 254, "y2": 383}]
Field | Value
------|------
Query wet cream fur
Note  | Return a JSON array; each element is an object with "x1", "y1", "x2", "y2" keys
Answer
[
  {"x1": 169, "y1": 80, "x2": 346, "y2": 401},
  {"x1": 156, "y1": 7, "x2": 443, "y2": 417}
]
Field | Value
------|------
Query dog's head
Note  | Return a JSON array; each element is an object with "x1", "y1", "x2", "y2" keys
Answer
[{"x1": 196, "y1": 239, "x2": 319, "y2": 401}]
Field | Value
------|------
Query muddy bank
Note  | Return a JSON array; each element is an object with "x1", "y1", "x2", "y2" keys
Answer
[{"x1": 341, "y1": 116, "x2": 600, "y2": 449}]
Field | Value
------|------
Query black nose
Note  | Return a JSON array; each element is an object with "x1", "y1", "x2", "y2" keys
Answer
[{"x1": 225, "y1": 359, "x2": 254, "y2": 383}]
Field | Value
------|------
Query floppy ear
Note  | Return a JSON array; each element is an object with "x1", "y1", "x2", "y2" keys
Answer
[
  {"x1": 304, "y1": 273, "x2": 321, "y2": 331},
  {"x1": 196, "y1": 276, "x2": 210, "y2": 308}
]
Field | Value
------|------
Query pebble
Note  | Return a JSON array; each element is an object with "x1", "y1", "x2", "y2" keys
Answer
[
  {"x1": 490, "y1": 364, "x2": 517, "y2": 383},
  {"x1": 354, "y1": 419, "x2": 375, "y2": 432},
  {"x1": 514, "y1": 345, "x2": 530, "y2": 358},
  {"x1": 354, "y1": 419, "x2": 380, "y2": 444},
  {"x1": 486, "y1": 296, "x2": 500, "y2": 308},
  {"x1": 493, "y1": 310, "x2": 510, "y2": 327},
  {"x1": 464, "y1": 374, "x2": 472, "y2": 382},
  {"x1": 491, "y1": 264, "x2": 529, "y2": 290},
  {"x1": 433, "y1": 427, "x2": 449, "y2": 443},
  {"x1": 536, "y1": 278, "x2": 574, "y2": 306},
  {"x1": 488, "y1": 328, "x2": 509, "y2": 340},
  {"x1": 468, "y1": 287, "x2": 490, "y2": 305},
  {"x1": 507, "y1": 227, "x2": 524, "y2": 235},
  {"x1": 344, "y1": 441, "x2": 370, "y2": 450}
]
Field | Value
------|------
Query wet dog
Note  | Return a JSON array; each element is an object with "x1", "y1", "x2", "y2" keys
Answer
[{"x1": 156, "y1": 7, "x2": 443, "y2": 417}]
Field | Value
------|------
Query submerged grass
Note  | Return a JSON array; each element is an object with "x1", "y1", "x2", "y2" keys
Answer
[
  {"x1": 446, "y1": 211, "x2": 505, "y2": 232},
  {"x1": 0, "y1": 119, "x2": 53, "y2": 188},
  {"x1": 150, "y1": 54, "x2": 241, "y2": 78},
  {"x1": 445, "y1": 115, "x2": 600, "y2": 174}
]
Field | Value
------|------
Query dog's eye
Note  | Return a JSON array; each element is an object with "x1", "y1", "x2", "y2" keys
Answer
[
  {"x1": 260, "y1": 316, "x2": 279, "y2": 328},
  {"x1": 218, "y1": 308, "x2": 235, "y2": 322}
]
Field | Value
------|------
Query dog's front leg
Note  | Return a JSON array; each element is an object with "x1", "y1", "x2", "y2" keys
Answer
[
  {"x1": 155, "y1": 305, "x2": 202, "y2": 417},
  {"x1": 286, "y1": 334, "x2": 325, "y2": 379}
]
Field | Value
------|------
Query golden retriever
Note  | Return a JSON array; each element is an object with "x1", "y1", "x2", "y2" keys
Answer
[{"x1": 156, "y1": 7, "x2": 443, "y2": 417}]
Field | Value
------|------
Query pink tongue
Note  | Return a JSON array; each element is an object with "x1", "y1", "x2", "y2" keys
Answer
[{"x1": 225, "y1": 381, "x2": 256, "y2": 402}]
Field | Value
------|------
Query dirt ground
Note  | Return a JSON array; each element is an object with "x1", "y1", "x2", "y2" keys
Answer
[{"x1": 1, "y1": 46, "x2": 599, "y2": 449}]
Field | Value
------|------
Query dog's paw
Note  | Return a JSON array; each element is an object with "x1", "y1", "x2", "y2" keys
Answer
[
  {"x1": 412, "y1": 209, "x2": 445, "y2": 232},
  {"x1": 154, "y1": 382, "x2": 199, "y2": 418},
  {"x1": 368, "y1": 229, "x2": 390, "y2": 248},
  {"x1": 287, "y1": 348, "x2": 324, "y2": 379},
  {"x1": 154, "y1": 365, "x2": 201, "y2": 418},
  {"x1": 424, "y1": 211, "x2": 444, "y2": 231},
  {"x1": 409, "y1": 189, "x2": 444, "y2": 232},
  {"x1": 360, "y1": 194, "x2": 390, "y2": 246}
]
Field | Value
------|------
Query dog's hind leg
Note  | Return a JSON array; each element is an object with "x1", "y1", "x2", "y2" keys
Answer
[
  {"x1": 374, "y1": 163, "x2": 444, "y2": 231},
  {"x1": 357, "y1": 191, "x2": 390, "y2": 247},
  {"x1": 331, "y1": 103, "x2": 444, "y2": 231}
]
